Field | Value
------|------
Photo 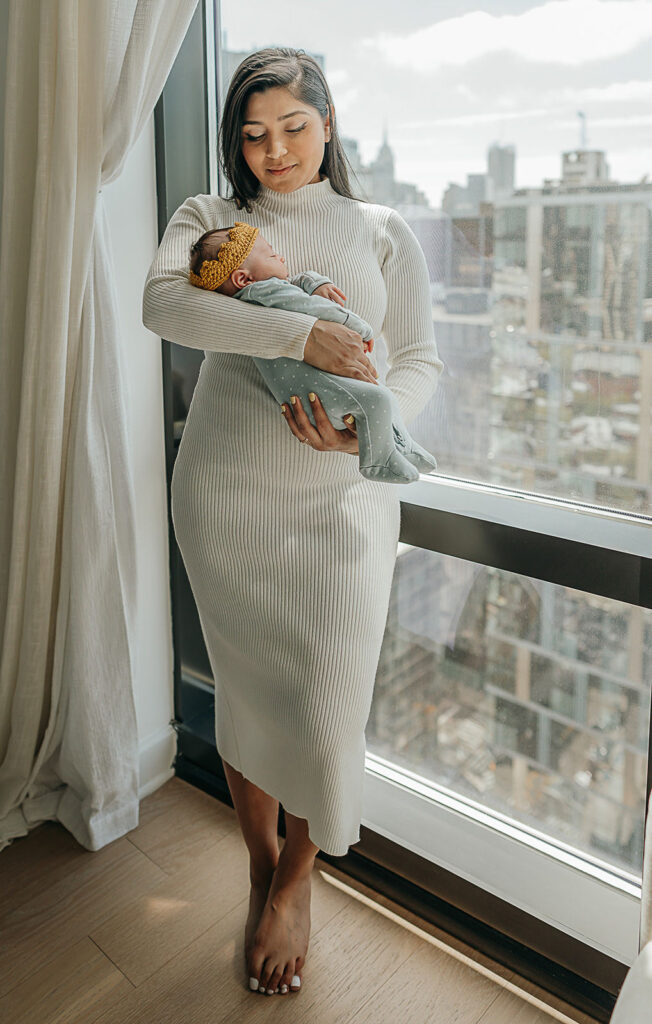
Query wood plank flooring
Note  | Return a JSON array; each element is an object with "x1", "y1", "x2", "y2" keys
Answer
[{"x1": 0, "y1": 776, "x2": 603, "y2": 1023}]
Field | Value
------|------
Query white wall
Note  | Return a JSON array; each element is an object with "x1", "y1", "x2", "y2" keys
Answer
[{"x1": 102, "y1": 116, "x2": 176, "y2": 796}]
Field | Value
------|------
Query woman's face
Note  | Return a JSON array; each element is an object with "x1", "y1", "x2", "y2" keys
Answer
[{"x1": 240, "y1": 86, "x2": 331, "y2": 193}]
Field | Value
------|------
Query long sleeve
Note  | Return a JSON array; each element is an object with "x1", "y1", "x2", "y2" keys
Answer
[
  {"x1": 236, "y1": 277, "x2": 374, "y2": 341},
  {"x1": 142, "y1": 195, "x2": 318, "y2": 358},
  {"x1": 381, "y1": 209, "x2": 444, "y2": 424},
  {"x1": 289, "y1": 270, "x2": 332, "y2": 295}
]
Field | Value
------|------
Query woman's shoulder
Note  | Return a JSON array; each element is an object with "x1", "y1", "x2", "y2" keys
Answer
[
  {"x1": 181, "y1": 191, "x2": 238, "y2": 227},
  {"x1": 336, "y1": 192, "x2": 395, "y2": 222},
  {"x1": 334, "y1": 196, "x2": 405, "y2": 261},
  {"x1": 328, "y1": 194, "x2": 396, "y2": 249}
]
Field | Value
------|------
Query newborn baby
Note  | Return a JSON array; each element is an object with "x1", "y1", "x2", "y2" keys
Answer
[{"x1": 188, "y1": 220, "x2": 437, "y2": 484}]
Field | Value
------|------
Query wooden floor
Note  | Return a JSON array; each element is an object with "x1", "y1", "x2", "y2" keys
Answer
[{"x1": 0, "y1": 776, "x2": 603, "y2": 1024}]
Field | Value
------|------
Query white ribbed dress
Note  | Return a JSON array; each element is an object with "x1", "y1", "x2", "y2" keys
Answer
[{"x1": 142, "y1": 175, "x2": 443, "y2": 855}]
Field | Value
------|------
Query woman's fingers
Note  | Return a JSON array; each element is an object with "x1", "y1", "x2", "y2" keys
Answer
[
  {"x1": 344, "y1": 413, "x2": 357, "y2": 434},
  {"x1": 309, "y1": 395, "x2": 359, "y2": 451},
  {"x1": 280, "y1": 400, "x2": 304, "y2": 442},
  {"x1": 282, "y1": 395, "x2": 322, "y2": 447},
  {"x1": 281, "y1": 393, "x2": 359, "y2": 454}
]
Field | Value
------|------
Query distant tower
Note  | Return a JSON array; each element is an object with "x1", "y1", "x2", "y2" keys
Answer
[
  {"x1": 371, "y1": 119, "x2": 396, "y2": 202},
  {"x1": 375, "y1": 120, "x2": 395, "y2": 176},
  {"x1": 487, "y1": 142, "x2": 515, "y2": 200},
  {"x1": 577, "y1": 111, "x2": 588, "y2": 148},
  {"x1": 562, "y1": 149, "x2": 610, "y2": 185}
]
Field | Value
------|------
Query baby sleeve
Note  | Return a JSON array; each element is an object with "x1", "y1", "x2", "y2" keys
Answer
[
  {"x1": 381, "y1": 208, "x2": 444, "y2": 424},
  {"x1": 289, "y1": 270, "x2": 333, "y2": 294},
  {"x1": 237, "y1": 278, "x2": 374, "y2": 341},
  {"x1": 142, "y1": 194, "x2": 317, "y2": 359}
]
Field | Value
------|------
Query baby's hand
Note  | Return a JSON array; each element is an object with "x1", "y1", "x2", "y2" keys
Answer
[
  {"x1": 313, "y1": 281, "x2": 374, "y2": 353},
  {"x1": 314, "y1": 282, "x2": 347, "y2": 306}
]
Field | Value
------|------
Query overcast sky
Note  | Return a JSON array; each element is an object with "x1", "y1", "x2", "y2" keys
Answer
[{"x1": 220, "y1": 0, "x2": 652, "y2": 209}]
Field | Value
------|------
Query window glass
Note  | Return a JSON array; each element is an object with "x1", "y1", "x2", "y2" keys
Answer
[
  {"x1": 219, "y1": 1, "x2": 652, "y2": 516},
  {"x1": 370, "y1": 545, "x2": 651, "y2": 875},
  {"x1": 218, "y1": 3, "x2": 652, "y2": 883}
]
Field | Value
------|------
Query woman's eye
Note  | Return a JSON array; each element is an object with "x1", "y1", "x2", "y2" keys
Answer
[{"x1": 244, "y1": 124, "x2": 307, "y2": 142}]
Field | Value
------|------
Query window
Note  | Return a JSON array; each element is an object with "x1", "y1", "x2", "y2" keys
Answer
[
  {"x1": 157, "y1": 5, "x2": 652, "y2": 1013},
  {"x1": 214, "y1": 0, "x2": 651, "y2": 969}
]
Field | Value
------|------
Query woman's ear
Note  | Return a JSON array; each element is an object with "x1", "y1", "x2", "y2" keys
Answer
[{"x1": 325, "y1": 104, "x2": 333, "y2": 141}]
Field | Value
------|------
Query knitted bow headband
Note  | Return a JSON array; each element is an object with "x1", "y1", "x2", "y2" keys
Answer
[{"x1": 189, "y1": 220, "x2": 260, "y2": 291}]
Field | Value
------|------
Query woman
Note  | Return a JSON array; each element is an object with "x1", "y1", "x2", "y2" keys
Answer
[{"x1": 142, "y1": 46, "x2": 443, "y2": 998}]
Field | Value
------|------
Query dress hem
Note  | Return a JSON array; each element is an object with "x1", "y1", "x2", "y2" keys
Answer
[{"x1": 215, "y1": 741, "x2": 359, "y2": 858}]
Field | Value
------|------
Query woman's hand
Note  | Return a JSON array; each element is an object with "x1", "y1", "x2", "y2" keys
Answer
[
  {"x1": 281, "y1": 392, "x2": 359, "y2": 455},
  {"x1": 303, "y1": 320, "x2": 378, "y2": 385}
]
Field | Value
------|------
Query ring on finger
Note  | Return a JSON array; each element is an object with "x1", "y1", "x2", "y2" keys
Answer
[{"x1": 290, "y1": 395, "x2": 312, "y2": 446}]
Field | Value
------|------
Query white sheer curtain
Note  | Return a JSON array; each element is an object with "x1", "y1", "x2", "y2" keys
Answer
[{"x1": 0, "y1": 0, "x2": 198, "y2": 851}]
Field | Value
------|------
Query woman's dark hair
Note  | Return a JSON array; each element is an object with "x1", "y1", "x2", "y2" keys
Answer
[{"x1": 219, "y1": 47, "x2": 365, "y2": 212}]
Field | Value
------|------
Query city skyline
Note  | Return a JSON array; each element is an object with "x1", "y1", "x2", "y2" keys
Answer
[{"x1": 221, "y1": 0, "x2": 652, "y2": 209}]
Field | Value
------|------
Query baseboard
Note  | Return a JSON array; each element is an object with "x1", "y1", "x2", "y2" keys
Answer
[{"x1": 138, "y1": 724, "x2": 176, "y2": 799}]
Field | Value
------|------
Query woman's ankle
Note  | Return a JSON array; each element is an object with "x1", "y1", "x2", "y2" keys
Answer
[
  {"x1": 249, "y1": 855, "x2": 280, "y2": 888},
  {"x1": 271, "y1": 850, "x2": 316, "y2": 888}
]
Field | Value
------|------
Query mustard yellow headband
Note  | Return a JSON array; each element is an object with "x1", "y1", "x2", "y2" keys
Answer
[{"x1": 189, "y1": 220, "x2": 260, "y2": 290}]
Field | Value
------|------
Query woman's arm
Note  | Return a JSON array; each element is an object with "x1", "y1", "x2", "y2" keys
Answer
[
  {"x1": 142, "y1": 194, "x2": 317, "y2": 358},
  {"x1": 381, "y1": 209, "x2": 444, "y2": 424}
]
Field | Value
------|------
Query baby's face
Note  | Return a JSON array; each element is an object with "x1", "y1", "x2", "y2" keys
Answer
[{"x1": 243, "y1": 235, "x2": 289, "y2": 282}]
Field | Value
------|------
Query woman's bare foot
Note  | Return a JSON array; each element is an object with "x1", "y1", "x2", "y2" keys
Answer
[
  {"x1": 248, "y1": 865, "x2": 312, "y2": 995},
  {"x1": 245, "y1": 867, "x2": 277, "y2": 987},
  {"x1": 245, "y1": 882, "x2": 270, "y2": 960}
]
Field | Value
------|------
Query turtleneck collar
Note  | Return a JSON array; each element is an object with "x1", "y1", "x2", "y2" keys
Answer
[{"x1": 254, "y1": 174, "x2": 338, "y2": 213}]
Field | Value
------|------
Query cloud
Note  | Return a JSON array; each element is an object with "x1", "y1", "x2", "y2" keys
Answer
[
  {"x1": 555, "y1": 113, "x2": 652, "y2": 127},
  {"x1": 395, "y1": 79, "x2": 652, "y2": 130},
  {"x1": 550, "y1": 79, "x2": 652, "y2": 103},
  {"x1": 402, "y1": 107, "x2": 552, "y2": 129},
  {"x1": 361, "y1": 0, "x2": 652, "y2": 70}
]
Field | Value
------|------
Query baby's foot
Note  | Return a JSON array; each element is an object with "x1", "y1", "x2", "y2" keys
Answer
[
  {"x1": 248, "y1": 868, "x2": 312, "y2": 995},
  {"x1": 392, "y1": 424, "x2": 407, "y2": 449},
  {"x1": 361, "y1": 449, "x2": 419, "y2": 484}
]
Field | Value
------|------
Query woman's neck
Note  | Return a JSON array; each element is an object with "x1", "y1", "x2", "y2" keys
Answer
[{"x1": 254, "y1": 174, "x2": 339, "y2": 213}]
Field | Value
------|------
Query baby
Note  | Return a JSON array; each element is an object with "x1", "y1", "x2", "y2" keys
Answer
[{"x1": 188, "y1": 221, "x2": 437, "y2": 484}]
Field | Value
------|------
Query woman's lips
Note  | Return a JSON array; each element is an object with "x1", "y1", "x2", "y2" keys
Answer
[{"x1": 268, "y1": 165, "x2": 295, "y2": 176}]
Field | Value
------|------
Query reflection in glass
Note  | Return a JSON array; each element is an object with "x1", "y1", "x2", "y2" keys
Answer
[
  {"x1": 211, "y1": 19, "x2": 652, "y2": 515},
  {"x1": 408, "y1": 191, "x2": 652, "y2": 515},
  {"x1": 368, "y1": 545, "x2": 651, "y2": 876}
]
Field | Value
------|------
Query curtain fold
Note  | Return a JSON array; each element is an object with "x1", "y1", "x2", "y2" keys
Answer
[{"x1": 0, "y1": 0, "x2": 198, "y2": 852}]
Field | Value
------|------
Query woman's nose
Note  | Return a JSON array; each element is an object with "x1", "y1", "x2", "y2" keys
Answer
[{"x1": 266, "y1": 138, "x2": 287, "y2": 158}]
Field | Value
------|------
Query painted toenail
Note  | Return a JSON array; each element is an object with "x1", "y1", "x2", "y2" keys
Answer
[
  {"x1": 281, "y1": 984, "x2": 288, "y2": 993},
  {"x1": 291, "y1": 973, "x2": 301, "y2": 988},
  {"x1": 249, "y1": 977, "x2": 259, "y2": 990}
]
